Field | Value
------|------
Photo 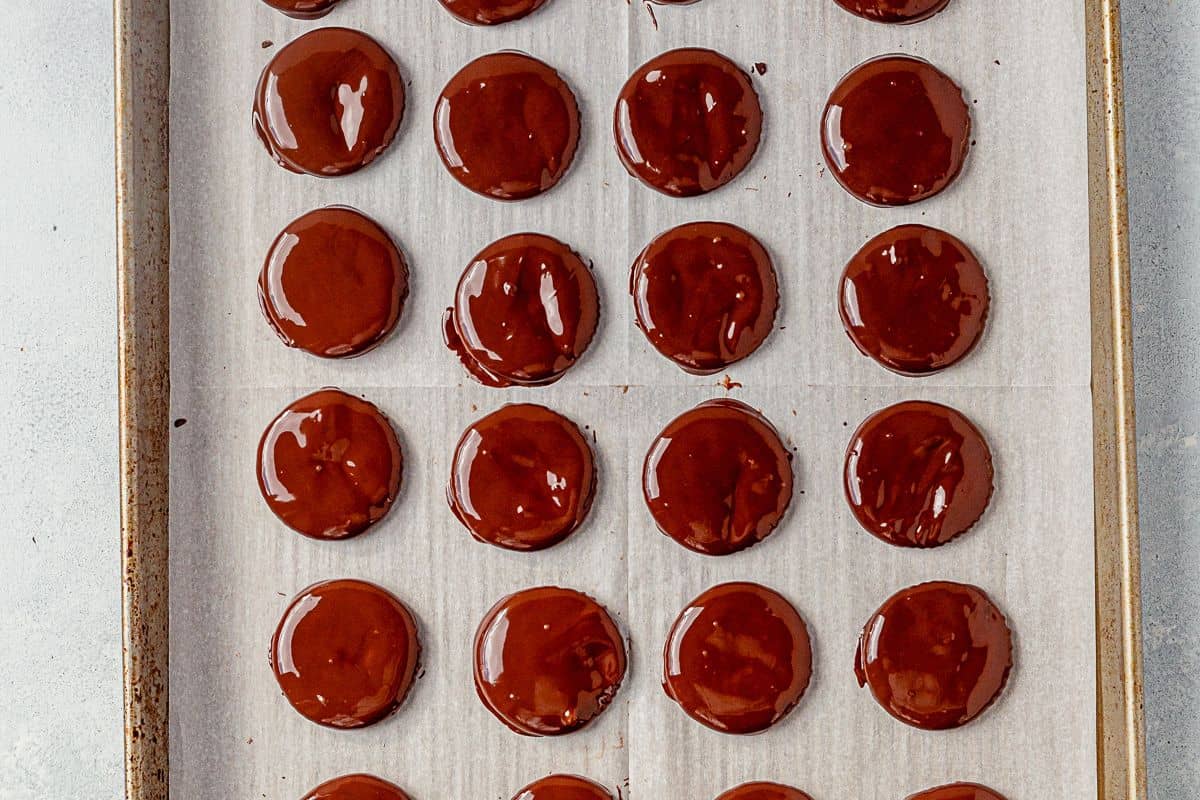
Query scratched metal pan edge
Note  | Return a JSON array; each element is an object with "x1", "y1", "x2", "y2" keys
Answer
[
  {"x1": 114, "y1": 0, "x2": 1145, "y2": 797},
  {"x1": 116, "y1": 0, "x2": 169, "y2": 798}
]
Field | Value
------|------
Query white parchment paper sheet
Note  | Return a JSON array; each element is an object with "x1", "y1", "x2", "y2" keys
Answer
[{"x1": 168, "y1": 0, "x2": 1096, "y2": 798}]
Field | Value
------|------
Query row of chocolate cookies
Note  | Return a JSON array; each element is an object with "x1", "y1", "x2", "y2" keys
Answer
[
  {"x1": 246, "y1": 15, "x2": 423, "y2": 800},
  {"x1": 301, "y1": 775, "x2": 998, "y2": 800},
  {"x1": 259, "y1": 215, "x2": 988, "y2": 383},
  {"x1": 268, "y1": 575, "x2": 1005, "y2": 744},
  {"x1": 262, "y1": 0, "x2": 955, "y2": 27},
  {"x1": 252, "y1": 25, "x2": 971, "y2": 208},
  {"x1": 254, "y1": 391, "x2": 990, "y2": 554},
  {"x1": 820, "y1": 5, "x2": 1016, "y2": 800}
]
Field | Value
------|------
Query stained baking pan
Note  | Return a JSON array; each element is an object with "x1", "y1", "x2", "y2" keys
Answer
[{"x1": 116, "y1": 0, "x2": 1145, "y2": 797}]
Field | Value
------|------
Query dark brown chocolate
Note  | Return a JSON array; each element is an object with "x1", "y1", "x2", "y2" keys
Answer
[
  {"x1": 844, "y1": 400, "x2": 992, "y2": 548},
  {"x1": 643, "y1": 399, "x2": 792, "y2": 556},
  {"x1": 615, "y1": 48, "x2": 763, "y2": 197},
  {"x1": 663, "y1": 582, "x2": 812, "y2": 734},
  {"x1": 437, "y1": 0, "x2": 550, "y2": 25},
  {"x1": 253, "y1": 27, "x2": 404, "y2": 177},
  {"x1": 833, "y1": 0, "x2": 951, "y2": 23},
  {"x1": 434, "y1": 52, "x2": 579, "y2": 201},
  {"x1": 443, "y1": 233, "x2": 599, "y2": 387},
  {"x1": 271, "y1": 579, "x2": 420, "y2": 729},
  {"x1": 301, "y1": 774, "x2": 412, "y2": 800},
  {"x1": 511, "y1": 774, "x2": 614, "y2": 800},
  {"x1": 259, "y1": 206, "x2": 408, "y2": 358},
  {"x1": 821, "y1": 55, "x2": 970, "y2": 206},
  {"x1": 839, "y1": 224, "x2": 988, "y2": 375},
  {"x1": 261, "y1": 0, "x2": 343, "y2": 18},
  {"x1": 631, "y1": 222, "x2": 778, "y2": 374},
  {"x1": 855, "y1": 581, "x2": 1013, "y2": 730},
  {"x1": 473, "y1": 586, "x2": 626, "y2": 736},
  {"x1": 449, "y1": 404, "x2": 596, "y2": 551},
  {"x1": 257, "y1": 389, "x2": 402, "y2": 540},
  {"x1": 905, "y1": 784, "x2": 1009, "y2": 800},
  {"x1": 715, "y1": 783, "x2": 814, "y2": 800}
]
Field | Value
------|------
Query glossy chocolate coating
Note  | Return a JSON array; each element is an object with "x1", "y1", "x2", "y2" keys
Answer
[
  {"x1": 844, "y1": 400, "x2": 992, "y2": 548},
  {"x1": 855, "y1": 581, "x2": 1012, "y2": 730},
  {"x1": 512, "y1": 774, "x2": 614, "y2": 800},
  {"x1": 257, "y1": 389, "x2": 402, "y2": 540},
  {"x1": 253, "y1": 27, "x2": 404, "y2": 177},
  {"x1": 715, "y1": 783, "x2": 814, "y2": 800},
  {"x1": 663, "y1": 582, "x2": 812, "y2": 734},
  {"x1": 438, "y1": 0, "x2": 550, "y2": 25},
  {"x1": 833, "y1": 0, "x2": 951, "y2": 23},
  {"x1": 473, "y1": 586, "x2": 626, "y2": 736},
  {"x1": 262, "y1": 0, "x2": 343, "y2": 18},
  {"x1": 905, "y1": 784, "x2": 1009, "y2": 800},
  {"x1": 449, "y1": 404, "x2": 596, "y2": 551},
  {"x1": 271, "y1": 579, "x2": 420, "y2": 728},
  {"x1": 839, "y1": 224, "x2": 988, "y2": 375},
  {"x1": 615, "y1": 48, "x2": 763, "y2": 197},
  {"x1": 643, "y1": 399, "x2": 792, "y2": 556},
  {"x1": 259, "y1": 206, "x2": 408, "y2": 358},
  {"x1": 631, "y1": 222, "x2": 778, "y2": 374},
  {"x1": 302, "y1": 774, "x2": 412, "y2": 800},
  {"x1": 821, "y1": 55, "x2": 970, "y2": 206},
  {"x1": 443, "y1": 233, "x2": 599, "y2": 387},
  {"x1": 434, "y1": 52, "x2": 579, "y2": 201}
]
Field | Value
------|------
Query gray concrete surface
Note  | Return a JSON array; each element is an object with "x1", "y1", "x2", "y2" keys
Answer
[
  {"x1": 0, "y1": 2, "x2": 1194, "y2": 798},
  {"x1": 1124, "y1": 2, "x2": 1200, "y2": 798},
  {"x1": 0, "y1": 3, "x2": 124, "y2": 799}
]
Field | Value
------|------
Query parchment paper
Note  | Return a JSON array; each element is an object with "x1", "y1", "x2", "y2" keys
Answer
[{"x1": 168, "y1": 1, "x2": 1096, "y2": 797}]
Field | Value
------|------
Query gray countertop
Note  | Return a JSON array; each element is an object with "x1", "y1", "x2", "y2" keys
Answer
[
  {"x1": 0, "y1": 1, "x2": 1195, "y2": 797},
  {"x1": 1125, "y1": 2, "x2": 1200, "y2": 797}
]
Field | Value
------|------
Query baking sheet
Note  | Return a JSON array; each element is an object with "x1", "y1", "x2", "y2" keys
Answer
[{"x1": 167, "y1": 0, "x2": 1096, "y2": 797}]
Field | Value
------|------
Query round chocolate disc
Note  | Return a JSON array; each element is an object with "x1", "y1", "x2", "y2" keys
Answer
[
  {"x1": 271, "y1": 579, "x2": 420, "y2": 728},
  {"x1": 253, "y1": 27, "x2": 405, "y2": 177},
  {"x1": 844, "y1": 400, "x2": 993, "y2": 548},
  {"x1": 615, "y1": 48, "x2": 763, "y2": 197},
  {"x1": 821, "y1": 54, "x2": 970, "y2": 206},
  {"x1": 474, "y1": 586, "x2": 626, "y2": 736},
  {"x1": 644, "y1": 399, "x2": 792, "y2": 556},
  {"x1": 259, "y1": 206, "x2": 408, "y2": 358},
  {"x1": 437, "y1": 0, "x2": 550, "y2": 25},
  {"x1": 443, "y1": 233, "x2": 599, "y2": 387},
  {"x1": 257, "y1": 388, "x2": 402, "y2": 540},
  {"x1": 833, "y1": 0, "x2": 951, "y2": 24},
  {"x1": 715, "y1": 783, "x2": 814, "y2": 800},
  {"x1": 511, "y1": 774, "x2": 614, "y2": 800},
  {"x1": 261, "y1": 0, "x2": 344, "y2": 18},
  {"x1": 434, "y1": 52, "x2": 580, "y2": 201},
  {"x1": 855, "y1": 581, "x2": 1013, "y2": 730},
  {"x1": 302, "y1": 774, "x2": 412, "y2": 800},
  {"x1": 839, "y1": 224, "x2": 989, "y2": 375},
  {"x1": 663, "y1": 582, "x2": 812, "y2": 734},
  {"x1": 631, "y1": 221, "x2": 778, "y2": 374},
  {"x1": 905, "y1": 784, "x2": 1009, "y2": 800},
  {"x1": 449, "y1": 404, "x2": 596, "y2": 551}
]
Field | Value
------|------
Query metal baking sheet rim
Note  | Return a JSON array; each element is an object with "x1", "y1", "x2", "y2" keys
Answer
[{"x1": 112, "y1": 1, "x2": 1147, "y2": 797}]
